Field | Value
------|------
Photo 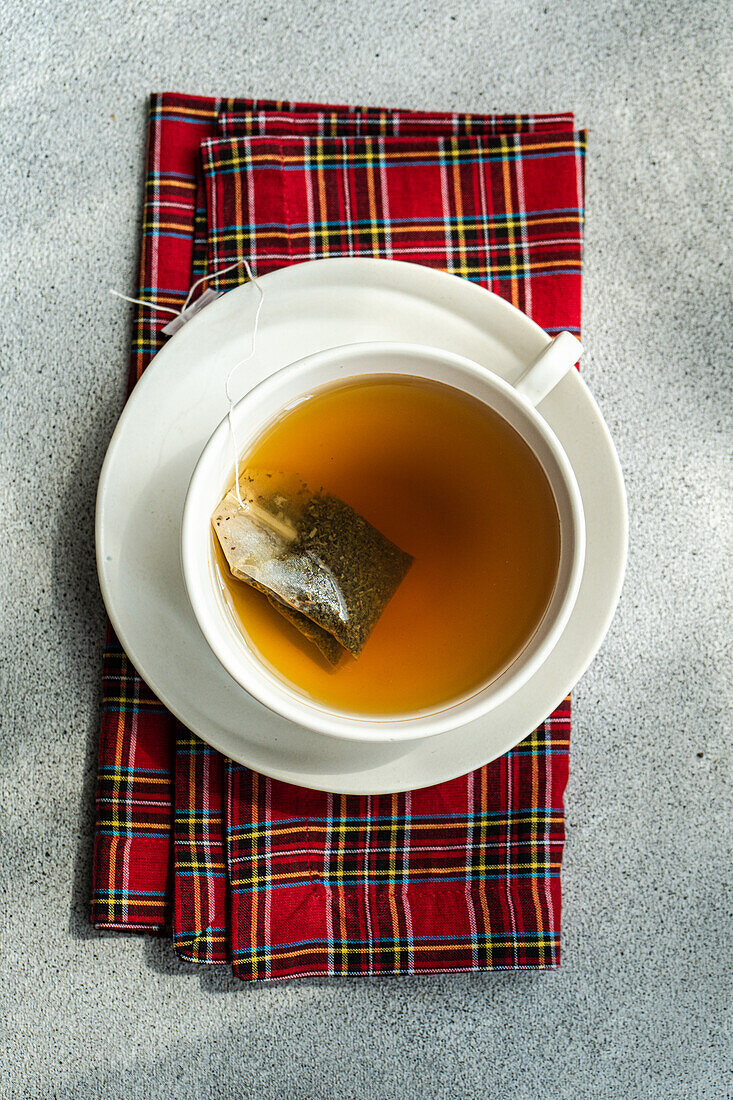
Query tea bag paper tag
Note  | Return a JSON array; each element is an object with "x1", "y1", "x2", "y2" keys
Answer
[{"x1": 161, "y1": 288, "x2": 222, "y2": 335}]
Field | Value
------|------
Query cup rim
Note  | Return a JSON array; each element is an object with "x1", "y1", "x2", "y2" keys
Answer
[{"x1": 181, "y1": 341, "x2": 586, "y2": 742}]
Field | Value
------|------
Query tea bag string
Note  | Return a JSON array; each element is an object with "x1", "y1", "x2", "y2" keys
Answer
[
  {"x1": 108, "y1": 256, "x2": 252, "y2": 317},
  {"x1": 109, "y1": 257, "x2": 265, "y2": 507},
  {"x1": 224, "y1": 268, "x2": 265, "y2": 506}
]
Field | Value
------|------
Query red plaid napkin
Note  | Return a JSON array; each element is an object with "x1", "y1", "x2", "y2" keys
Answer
[{"x1": 92, "y1": 93, "x2": 583, "y2": 978}]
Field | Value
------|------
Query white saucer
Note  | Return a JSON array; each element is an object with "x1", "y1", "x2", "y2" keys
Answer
[{"x1": 97, "y1": 259, "x2": 627, "y2": 794}]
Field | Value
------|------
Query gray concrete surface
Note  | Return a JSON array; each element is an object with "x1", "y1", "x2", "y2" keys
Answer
[{"x1": 1, "y1": 1, "x2": 731, "y2": 1097}]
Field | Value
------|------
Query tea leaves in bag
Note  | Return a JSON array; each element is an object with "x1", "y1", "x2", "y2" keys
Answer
[{"x1": 212, "y1": 477, "x2": 411, "y2": 659}]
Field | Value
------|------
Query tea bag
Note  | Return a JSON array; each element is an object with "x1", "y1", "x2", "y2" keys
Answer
[{"x1": 212, "y1": 473, "x2": 412, "y2": 659}]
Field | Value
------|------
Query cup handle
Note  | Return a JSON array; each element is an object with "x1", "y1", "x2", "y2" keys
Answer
[{"x1": 513, "y1": 331, "x2": 583, "y2": 407}]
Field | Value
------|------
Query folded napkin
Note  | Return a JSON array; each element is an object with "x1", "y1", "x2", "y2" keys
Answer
[{"x1": 92, "y1": 93, "x2": 583, "y2": 979}]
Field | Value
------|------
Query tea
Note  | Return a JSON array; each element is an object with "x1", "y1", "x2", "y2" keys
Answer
[{"x1": 213, "y1": 376, "x2": 561, "y2": 716}]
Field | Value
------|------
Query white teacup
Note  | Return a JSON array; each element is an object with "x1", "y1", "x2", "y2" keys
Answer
[{"x1": 182, "y1": 338, "x2": 585, "y2": 742}]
